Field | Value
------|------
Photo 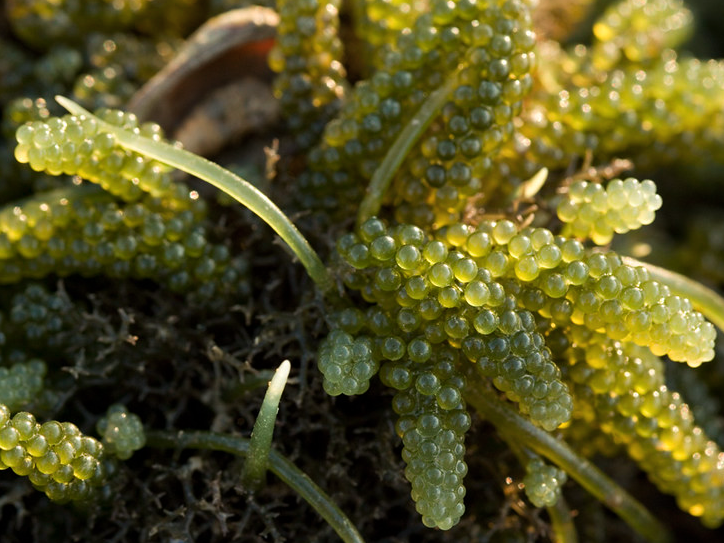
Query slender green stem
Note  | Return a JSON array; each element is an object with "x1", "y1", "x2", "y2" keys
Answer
[
  {"x1": 55, "y1": 95, "x2": 333, "y2": 293},
  {"x1": 623, "y1": 256, "x2": 724, "y2": 332},
  {"x1": 548, "y1": 496, "x2": 578, "y2": 543},
  {"x1": 146, "y1": 429, "x2": 365, "y2": 543},
  {"x1": 463, "y1": 376, "x2": 670, "y2": 543},
  {"x1": 356, "y1": 70, "x2": 461, "y2": 227},
  {"x1": 242, "y1": 360, "x2": 290, "y2": 491}
]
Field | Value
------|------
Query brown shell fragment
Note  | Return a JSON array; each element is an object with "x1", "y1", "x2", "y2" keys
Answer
[{"x1": 128, "y1": 6, "x2": 279, "y2": 136}]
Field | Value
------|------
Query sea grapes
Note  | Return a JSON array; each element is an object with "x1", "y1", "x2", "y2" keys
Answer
[{"x1": 1, "y1": 0, "x2": 724, "y2": 542}]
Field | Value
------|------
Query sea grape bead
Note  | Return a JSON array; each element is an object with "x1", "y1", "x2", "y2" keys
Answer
[{"x1": 97, "y1": 404, "x2": 145, "y2": 460}]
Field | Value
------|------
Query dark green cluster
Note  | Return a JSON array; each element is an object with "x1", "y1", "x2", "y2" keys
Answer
[
  {"x1": 297, "y1": 0, "x2": 535, "y2": 226},
  {"x1": 354, "y1": 0, "x2": 422, "y2": 69},
  {"x1": 268, "y1": 0, "x2": 347, "y2": 148},
  {"x1": 8, "y1": 283, "x2": 75, "y2": 348},
  {"x1": 389, "y1": 0, "x2": 536, "y2": 227},
  {"x1": 0, "y1": 359, "x2": 46, "y2": 412},
  {"x1": 0, "y1": 188, "x2": 248, "y2": 300},
  {"x1": 317, "y1": 328, "x2": 379, "y2": 395},
  {"x1": 84, "y1": 33, "x2": 178, "y2": 83},
  {"x1": 6, "y1": 0, "x2": 199, "y2": 50},
  {"x1": 522, "y1": 457, "x2": 567, "y2": 508},
  {"x1": 0, "y1": 38, "x2": 36, "y2": 105},
  {"x1": 96, "y1": 404, "x2": 146, "y2": 461},
  {"x1": 556, "y1": 178, "x2": 662, "y2": 245},
  {"x1": 561, "y1": 328, "x2": 724, "y2": 528},
  {"x1": 0, "y1": 405, "x2": 109, "y2": 503},
  {"x1": 489, "y1": 0, "x2": 722, "y2": 197},
  {"x1": 0, "y1": 41, "x2": 82, "y2": 112},
  {"x1": 7, "y1": 0, "x2": 154, "y2": 49},
  {"x1": 393, "y1": 377, "x2": 469, "y2": 530},
  {"x1": 74, "y1": 33, "x2": 180, "y2": 110}
]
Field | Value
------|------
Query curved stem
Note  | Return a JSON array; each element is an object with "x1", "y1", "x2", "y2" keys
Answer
[
  {"x1": 242, "y1": 360, "x2": 290, "y2": 490},
  {"x1": 463, "y1": 376, "x2": 670, "y2": 543},
  {"x1": 356, "y1": 70, "x2": 461, "y2": 227},
  {"x1": 623, "y1": 256, "x2": 724, "y2": 332},
  {"x1": 55, "y1": 95, "x2": 333, "y2": 294},
  {"x1": 145, "y1": 429, "x2": 365, "y2": 543}
]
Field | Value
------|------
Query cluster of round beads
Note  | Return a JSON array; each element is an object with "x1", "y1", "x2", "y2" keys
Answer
[
  {"x1": 523, "y1": 456, "x2": 568, "y2": 507},
  {"x1": 338, "y1": 218, "x2": 572, "y2": 430},
  {"x1": 96, "y1": 404, "x2": 145, "y2": 460},
  {"x1": 393, "y1": 384, "x2": 469, "y2": 530},
  {"x1": 591, "y1": 0, "x2": 692, "y2": 69},
  {"x1": 556, "y1": 178, "x2": 662, "y2": 245},
  {"x1": 317, "y1": 328, "x2": 379, "y2": 395},
  {"x1": 268, "y1": 0, "x2": 347, "y2": 148},
  {"x1": 563, "y1": 332, "x2": 724, "y2": 528},
  {"x1": 14, "y1": 111, "x2": 183, "y2": 204},
  {"x1": 0, "y1": 360, "x2": 46, "y2": 412},
  {"x1": 0, "y1": 405, "x2": 107, "y2": 502}
]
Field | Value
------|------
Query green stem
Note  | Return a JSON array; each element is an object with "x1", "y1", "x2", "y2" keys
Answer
[
  {"x1": 145, "y1": 429, "x2": 365, "y2": 543},
  {"x1": 623, "y1": 256, "x2": 724, "y2": 332},
  {"x1": 356, "y1": 70, "x2": 461, "y2": 227},
  {"x1": 463, "y1": 377, "x2": 670, "y2": 543},
  {"x1": 242, "y1": 360, "x2": 290, "y2": 491},
  {"x1": 55, "y1": 95, "x2": 333, "y2": 293},
  {"x1": 548, "y1": 496, "x2": 579, "y2": 543}
]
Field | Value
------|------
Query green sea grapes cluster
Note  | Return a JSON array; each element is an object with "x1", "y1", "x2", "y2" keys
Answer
[
  {"x1": 522, "y1": 456, "x2": 567, "y2": 508},
  {"x1": 6, "y1": 0, "x2": 154, "y2": 49},
  {"x1": 0, "y1": 405, "x2": 108, "y2": 502},
  {"x1": 355, "y1": 0, "x2": 425, "y2": 64},
  {"x1": 8, "y1": 283, "x2": 75, "y2": 347},
  {"x1": 14, "y1": 110, "x2": 182, "y2": 203},
  {"x1": 556, "y1": 178, "x2": 663, "y2": 245},
  {"x1": 324, "y1": 210, "x2": 717, "y2": 529},
  {"x1": 317, "y1": 328, "x2": 380, "y2": 395},
  {"x1": 1, "y1": 0, "x2": 724, "y2": 540},
  {"x1": 268, "y1": 0, "x2": 347, "y2": 148},
  {"x1": 97, "y1": 404, "x2": 146, "y2": 461},
  {"x1": 590, "y1": 0, "x2": 693, "y2": 69},
  {"x1": 560, "y1": 329, "x2": 724, "y2": 527},
  {"x1": 327, "y1": 216, "x2": 575, "y2": 527},
  {"x1": 393, "y1": 380, "x2": 469, "y2": 530},
  {"x1": 0, "y1": 360, "x2": 46, "y2": 412},
  {"x1": 482, "y1": 0, "x2": 724, "y2": 202},
  {"x1": 6, "y1": 0, "x2": 200, "y2": 50},
  {"x1": 74, "y1": 33, "x2": 179, "y2": 110},
  {"x1": 10, "y1": 112, "x2": 250, "y2": 300},
  {"x1": 335, "y1": 217, "x2": 574, "y2": 430},
  {"x1": 298, "y1": 0, "x2": 535, "y2": 227}
]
